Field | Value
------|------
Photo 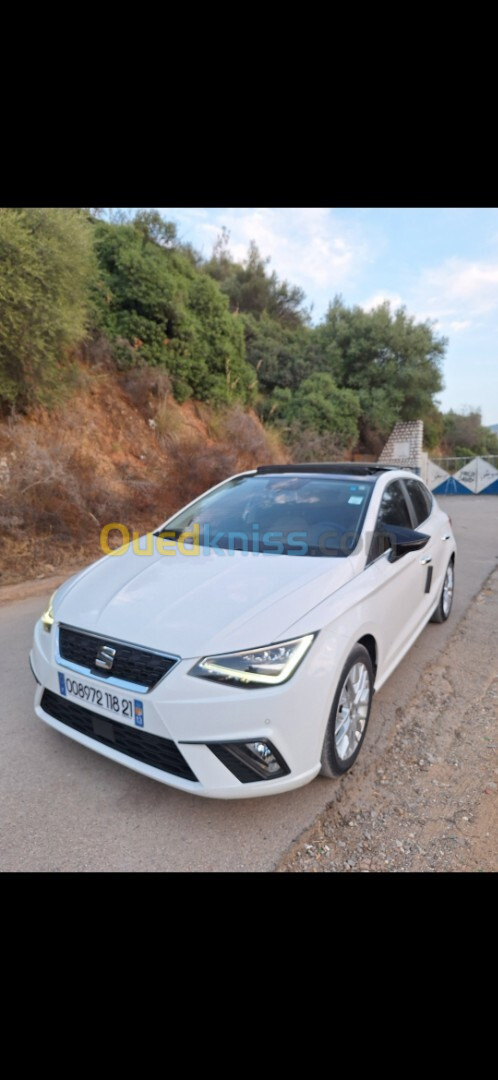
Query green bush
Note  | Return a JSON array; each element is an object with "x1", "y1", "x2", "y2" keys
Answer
[
  {"x1": 92, "y1": 220, "x2": 255, "y2": 406},
  {"x1": 269, "y1": 372, "x2": 361, "y2": 452},
  {"x1": 0, "y1": 207, "x2": 94, "y2": 410}
]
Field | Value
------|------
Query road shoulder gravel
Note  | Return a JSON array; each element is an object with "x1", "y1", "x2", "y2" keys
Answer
[{"x1": 278, "y1": 570, "x2": 498, "y2": 873}]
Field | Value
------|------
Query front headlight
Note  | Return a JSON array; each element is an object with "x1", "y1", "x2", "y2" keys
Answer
[
  {"x1": 41, "y1": 591, "x2": 57, "y2": 632},
  {"x1": 189, "y1": 634, "x2": 315, "y2": 688}
]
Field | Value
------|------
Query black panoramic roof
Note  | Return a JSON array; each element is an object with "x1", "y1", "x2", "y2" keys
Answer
[{"x1": 255, "y1": 462, "x2": 399, "y2": 478}]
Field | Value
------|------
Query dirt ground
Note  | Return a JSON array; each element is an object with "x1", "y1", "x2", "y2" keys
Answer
[
  {"x1": 278, "y1": 570, "x2": 498, "y2": 873},
  {"x1": 0, "y1": 567, "x2": 89, "y2": 607}
]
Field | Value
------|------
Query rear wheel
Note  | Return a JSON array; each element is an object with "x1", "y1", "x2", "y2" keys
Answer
[
  {"x1": 430, "y1": 558, "x2": 454, "y2": 623},
  {"x1": 320, "y1": 644, "x2": 374, "y2": 777}
]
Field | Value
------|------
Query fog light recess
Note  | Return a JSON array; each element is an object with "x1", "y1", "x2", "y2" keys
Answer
[{"x1": 207, "y1": 739, "x2": 290, "y2": 783}]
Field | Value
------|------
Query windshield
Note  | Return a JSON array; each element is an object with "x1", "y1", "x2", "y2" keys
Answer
[{"x1": 156, "y1": 474, "x2": 374, "y2": 557}]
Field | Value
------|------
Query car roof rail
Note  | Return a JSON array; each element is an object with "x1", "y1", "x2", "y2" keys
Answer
[{"x1": 255, "y1": 463, "x2": 400, "y2": 477}]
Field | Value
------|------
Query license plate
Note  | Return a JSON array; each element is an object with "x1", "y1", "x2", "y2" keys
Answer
[{"x1": 57, "y1": 671, "x2": 144, "y2": 727}]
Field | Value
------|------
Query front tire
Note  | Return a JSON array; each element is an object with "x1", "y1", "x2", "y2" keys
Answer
[
  {"x1": 320, "y1": 644, "x2": 374, "y2": 778},
  {"x1": 430, "y1": 558, "x2": 455, "y2": 623}
]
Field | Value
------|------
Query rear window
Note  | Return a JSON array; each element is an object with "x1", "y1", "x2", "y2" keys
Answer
[{"x1": 404, "y1": 479, "x2": 432, "y2": 526}]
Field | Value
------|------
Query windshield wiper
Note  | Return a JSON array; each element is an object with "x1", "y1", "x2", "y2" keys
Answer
[{"x1": 154, "y1": 528, "x2": 190, "y2": 540}]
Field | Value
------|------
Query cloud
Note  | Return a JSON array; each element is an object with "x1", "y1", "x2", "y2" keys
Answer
[
  {"x1": 368, "y1": 257, "x2": 498, "y2": 333},
  {"x1": 360, "y1": 258, "x2": 498, "y2": 334},
  {"x1": 417, "y1": 258, "x2": 498, "y2": 320},
  {"x1": 449, "y1": 320, "x2": 471, "y2": 332},
  {"x1": 220, "y1": 208, "x2": 365, "y2": 289},
  {"x1": 163, "y1": 207, "x2": 370, "y2": 294},
  {"x1": 361, "y1": 290, "x2": 404, "y2": 312}
]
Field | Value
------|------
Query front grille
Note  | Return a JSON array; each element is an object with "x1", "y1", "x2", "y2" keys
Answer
[
  {"x1": 41, "y1": 690, "x2": 198, "y2": 782},
  {"x1": 58, "y1": 626, "x2": 177, "y2": 690}
]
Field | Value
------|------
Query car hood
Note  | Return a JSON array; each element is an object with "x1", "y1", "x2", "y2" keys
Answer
[{"x1": 54, "y1": 543, "x2": 354, "y2": 657}]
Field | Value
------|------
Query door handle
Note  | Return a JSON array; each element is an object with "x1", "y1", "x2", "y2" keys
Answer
[
  {"x1": 441, "y1": 534, "x2": 451, "y2": 540},
  {"x1": 420, "y1": 556, "x2": 432, "y2": 564}
]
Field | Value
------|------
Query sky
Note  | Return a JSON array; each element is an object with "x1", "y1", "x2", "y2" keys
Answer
[{"x1": 153, "y1": 207, "x2": 498, "y2": 427}]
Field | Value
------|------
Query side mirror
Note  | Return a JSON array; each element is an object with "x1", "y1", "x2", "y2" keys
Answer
[{"x1": 384, "y1": 525, "x2": 430, "y2": 562}]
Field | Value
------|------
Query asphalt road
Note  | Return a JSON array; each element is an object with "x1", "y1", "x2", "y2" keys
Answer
[{"x1": 1, "y1": 496, "x2": 497, "y2": 872}]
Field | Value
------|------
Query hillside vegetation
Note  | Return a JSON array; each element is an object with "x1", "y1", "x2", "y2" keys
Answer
[
  {"x1": 1, "y1": 207, "x2": 497, "y2": 585},
  {"x1": 0, "y1": 365, "x2": 285, "y2": 584}
]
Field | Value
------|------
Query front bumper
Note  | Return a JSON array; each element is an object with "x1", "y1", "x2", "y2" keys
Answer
[{"x1": 31, "y1": 620, "x2": 332, "y2": 798}]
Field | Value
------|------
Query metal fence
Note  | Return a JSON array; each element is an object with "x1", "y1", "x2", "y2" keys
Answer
[
  {"x1": 428, "y1": 454, "x2": 498, "y2": 494},
  {"x1": 430, "y1": 455, "x2": 498, "y2": 475}
]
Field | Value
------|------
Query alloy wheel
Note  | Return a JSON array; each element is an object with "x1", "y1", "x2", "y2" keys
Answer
[
  {"x1": 442, "y1": 563, "x2": 454, "y2": 617},
  {"x1": 334, "y1": 661, "x2": 371, "y2": 762}
]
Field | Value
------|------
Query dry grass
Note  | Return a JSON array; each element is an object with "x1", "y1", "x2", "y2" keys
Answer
[
  {"x1": 0, "y1": 363, "x2": 288, "y2": 586},
  {"x1": 120, "y1": 367, "x2": 172, "y2": 417},
  {"x1": 286, "y1": 425, "x2": 349, "y2": 463}
]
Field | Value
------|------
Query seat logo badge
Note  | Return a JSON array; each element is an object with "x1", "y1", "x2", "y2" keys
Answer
[{"x1": 95, "y1": 645, "x2": 117, "y2": 671}]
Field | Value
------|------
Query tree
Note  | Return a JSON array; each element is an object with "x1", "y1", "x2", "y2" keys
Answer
[
  {"x1": 91, "y1": 220, "x2": 255, "y2": 405},
  {"x1": 175, "y1": 273, "x2": 256, "y2": 405},
  {"x1": 422, "y1": 406, "x2": 445, "y2": 451},
  {"x1": 206, "y1": 240, "x2": 445, "y2": 449},
  {"x1": 132, "y1": 210, "x2": 177, "y2": 248},
  {"x1": 0, "y1": 207, "x2": 94, "y2": 410},
  {"x1": 306, "y1": 297, "x2": 446, "y2": 442},
  {"x1": 442, "y1": 409, "x2": 498, "y2": 456},
  {"x1": 0, "y1": 210, "x2": 449, "y2": 454},
  {"x1": 76, "y1": 208, "x2": 106, "y2": 218},
  {"x1": 291, "y1": 373, "x2": 361, "y2": 443},
  {"x1": 270, "y1": 372, "x2": 361, "y2": 453},
  {"x1": 242, "y1": 312, "x2": 311, "y2": 392},
  {"x1": 206, "y1": 239, "x2": 307, "y2": 327}
]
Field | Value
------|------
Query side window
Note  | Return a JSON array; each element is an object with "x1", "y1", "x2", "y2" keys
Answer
[
  {"x1": 404, "y1": 479, "x2": 432, "y2": 526},
  {"x1": 377, "y1": 481, "x2": 413, "y2": 528},
  {"x1": 367, "y1": 481, "x2": 413, "y2": 564}
]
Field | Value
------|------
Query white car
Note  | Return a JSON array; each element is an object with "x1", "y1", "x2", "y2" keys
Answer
[{"x1": 30, "y1": 464, "x2": 456, "y2": 798}]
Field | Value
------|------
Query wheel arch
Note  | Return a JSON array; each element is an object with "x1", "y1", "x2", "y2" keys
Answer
[{"x1": 357, "y1": 633, "x2": 377, "y2": 675}]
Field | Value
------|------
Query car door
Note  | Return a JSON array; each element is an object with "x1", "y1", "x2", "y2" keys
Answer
[
  {"x1": 364, "y1": 479, "x2": 431, "y2": 673},
  {"x1": 402, "y1": 476, "x2": 454, "y2": 608},
  {"x1": 401, "y1": 477, "x2": 441, "y2": 606}
]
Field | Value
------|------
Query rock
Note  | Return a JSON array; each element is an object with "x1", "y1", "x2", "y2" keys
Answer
[{"x1": 0, "y1": 458, "x2": 10, "y2": 488}]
